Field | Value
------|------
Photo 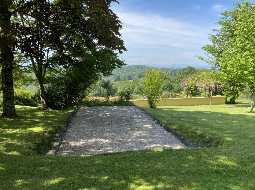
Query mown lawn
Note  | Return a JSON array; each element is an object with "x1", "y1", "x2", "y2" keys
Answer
[
  {"x1": 1, "y1": 104, "x2": 255, "y2": 189},
  {"x1": 0, "y1": 106, "x2": 72, "y2": 156}
]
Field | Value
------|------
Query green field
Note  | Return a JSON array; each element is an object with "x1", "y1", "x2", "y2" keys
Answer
[{"x1": 1, "y1": 103, "x2": 255, "y2": 189}]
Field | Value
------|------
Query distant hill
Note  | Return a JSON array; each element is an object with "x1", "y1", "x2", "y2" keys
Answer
[
  {"x1": 107, "y1": 65, "x2": 173, "y2": 81},
  {"x1": 106, "y1": 65, "x2": 202, "y2": 81}
]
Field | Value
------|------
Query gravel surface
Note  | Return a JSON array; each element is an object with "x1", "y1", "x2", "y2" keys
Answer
[{"x1": 57, "y1": 106, "x2": 185, "y2": 156}]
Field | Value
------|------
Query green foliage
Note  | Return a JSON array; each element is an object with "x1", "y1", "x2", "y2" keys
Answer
[
  {"x1": 163, "y1": 76, "x2": 182, "y2": 97},
  {"x1": 112, "y1": 80, "x2": 143, "y2": 96},
  {"x1": 202, "y1": 2, "x2": 255, "y2": 105},
  {"x1": 184, "y1": 79, "x2": 200, "y2": 97},
  {"x1": 46, "y1": 62, "x2": 100, "y2": 110},
  {"x1": 14, "y1": 89, "x2": 39, "y2": 107},
  {"x1": 104, "y1": 66, "x2": 220, "y2": 99},
  {"x1": 45, "y1": 80, "x2": 67, "y2": 110},
  {"x1": 108, "y1": 65, "x2": 151, "y2": 81},
  {"x1": 243, "y1": 86, "x2": 255, "y2": 112},
  {"x1": 11, "y1": 0, "x2": 125, "y2": 109},
  {"x1": 219, "y1": 2, "x2": 255, "y2": 108},
  {"x1": 181, "y1": 71, "x2": 223, "y2": 99},
  {"x1": 100, "y1": 80, "x2": 116, "y2": 100},
  {"x1": 143, "y1": 70, "x2": 165, "y2": 108},
  {"x1": 100, "y1": 66, "x2": 221, "y2": 100},
  {"x1": 118, "y1": 86, "x2": 133, "y2": 102}
]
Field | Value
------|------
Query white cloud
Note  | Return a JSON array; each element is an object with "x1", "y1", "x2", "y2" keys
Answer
[
  {"x1": 212, "y1": 4, "x2": 226, "y2": 14},
  {"x1": 117, "y1": 10, "x2": 211, "y2": 68}
]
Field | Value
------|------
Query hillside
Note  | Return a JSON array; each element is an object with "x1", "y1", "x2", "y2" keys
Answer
[{"x1": 107, "y1": 65, "x2": 203, "y2": 82}]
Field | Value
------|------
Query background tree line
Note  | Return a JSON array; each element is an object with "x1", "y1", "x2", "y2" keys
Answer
[{"x1": 88, "y1": 66, "x2": 223, "y2": 108}]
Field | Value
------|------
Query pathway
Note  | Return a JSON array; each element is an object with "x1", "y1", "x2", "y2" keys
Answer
[{"x1": 57, "y1": 106, "x2": 185, "y2": 155}]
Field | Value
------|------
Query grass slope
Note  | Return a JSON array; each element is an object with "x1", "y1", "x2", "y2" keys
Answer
[{"x1": 1, "y1": 104, "x2": 255, "y2": 189}]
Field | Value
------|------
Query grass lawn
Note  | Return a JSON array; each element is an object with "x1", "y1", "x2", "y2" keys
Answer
[{"x1": 1, "y1": 104, "x2": 255, "y2": 189}]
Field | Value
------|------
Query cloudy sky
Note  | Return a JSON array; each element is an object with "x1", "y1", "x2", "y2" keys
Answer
[{"x1": 113, "y1": 0, "x2": 239, "y2": 68}]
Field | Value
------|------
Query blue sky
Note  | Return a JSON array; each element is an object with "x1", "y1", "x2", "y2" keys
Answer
[{"x1": 113, "y1": 0, "x2": 239, "y2": 68}]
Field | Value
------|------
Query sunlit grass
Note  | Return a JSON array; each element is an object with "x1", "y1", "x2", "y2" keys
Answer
[
  {"x1": 146, "y1": 104, "x2": 255, "y2": 147},
  {"x1": 0, "y1": 106, "x2": 71, "y2": 155}
]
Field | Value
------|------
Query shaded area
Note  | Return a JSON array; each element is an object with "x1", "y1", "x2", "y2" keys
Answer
[{"x1": 0, "y1": 106, "x2": 71, "y2": 155}]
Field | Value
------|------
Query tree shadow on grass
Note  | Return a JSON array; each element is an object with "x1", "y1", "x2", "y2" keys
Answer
[
  {"x1": 0, "y1": 107, "x2": 70, "y2": 155},
  {"x1": 0, "y1": 147, "x2": 254, "y2": 190}
]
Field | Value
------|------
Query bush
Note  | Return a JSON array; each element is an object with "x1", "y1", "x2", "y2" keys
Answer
[
  {"x1": 46, "y1": 66, "x2": 91, "y2": 110},
  {"x1": 118, "y1": 87, "x2": 132, "y2": 102},
  {"x1": 100, "y1": 80, "x2": 116, "y2": 100},
  {"x1": 161, "y1": 91, "x2": 173, "y2": 98},
  {"x1": 143, "y1": 70, "x2": 165, "y2": 108},
  {"x1": 45, "y1": 82, "x2": 67, "y2": 110},
  {"x1": 15, "y1": 89, "x2": 39, "y2": 107},
  {"x1": 45, "y1": 77, "x2": 85, "y2": 110}
]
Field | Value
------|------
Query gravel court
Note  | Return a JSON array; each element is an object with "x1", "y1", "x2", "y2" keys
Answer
[{"x1": 57, "y1": 106, "x2": 185, "y2": 156}]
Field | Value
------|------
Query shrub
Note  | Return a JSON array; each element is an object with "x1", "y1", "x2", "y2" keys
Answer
[
  {"x1": 45, "y1": 82, "x2": 67, "y2": 110},
  {"x1": 143, "y1": 70, "x2": 165, "y2": 108},
  {"x1": 118, "y1": 87, "x2": 133, "y2": 102},
  {"x1": 15, "y1": 89, "x2": 39, "y2": 107},
  {"x1": 100, "y1": 80, "x2": 116, "y2": 101},
  {"x1": 161, "y1": 91, "x2": 172, "y2": 98},
  {"x1": 45, "y1": 63, "x2": 92, "y2": 110}
]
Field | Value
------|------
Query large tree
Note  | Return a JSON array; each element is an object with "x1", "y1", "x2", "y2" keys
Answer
[
  {"x1": 202, "y1": 5, "x2": 244, "y2": 104},
  {"x1": 0, "y1": 0, "x2": 16, "y2": 117},
  {"x1": 219, "y1": 2, "x2": 255, "y2": 111},
  {"x1": 16, "y1": 0, "x2": 125, "y2": 109},
  {"x1": 16, "y1": 0, "x2": 61, "y2": 109},
  {"x1": 203, "y1": 2, "x2": 255, "y2": 110}
]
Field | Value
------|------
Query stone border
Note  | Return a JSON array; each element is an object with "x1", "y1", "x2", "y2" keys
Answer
[
  {"x1": 47, "y1": 106, "x2": 81, "y2": 155},
  {"x1": 136, "y1": 106, "x2": 199, "y2": 148}
]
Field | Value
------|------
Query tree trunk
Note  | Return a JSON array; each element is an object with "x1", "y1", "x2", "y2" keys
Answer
[
  {"x1": 38, "y1": 80, "x2": 48, "y2": 110},
  {"x1": 250, "y1": 101, "x2": 254, "y2": 113},
  {"x1": 1, "y1": 48, "x2": 16, "y2": 118},
  {"x1": 208, "y1": 88, "x2": 213, "y2": 105},
  {"x1": 0, "y1": 2, "x2": 16, "y2": 118}
]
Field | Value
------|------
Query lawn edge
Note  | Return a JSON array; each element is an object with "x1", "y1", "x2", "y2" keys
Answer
[
  {"x1": 136, "y1": 106, "x2": 199, "y2": 148},
  {"x1": 47, "y1": 106, "x2": 80, "y2": 155}
]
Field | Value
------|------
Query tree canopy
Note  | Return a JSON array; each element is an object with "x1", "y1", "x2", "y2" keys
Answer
[
  {"x1": 0, "y1": 0, "x2": 126, "y2": 114},
  {"x1": 202, "y1": 1, "x2": 255, "y2": 108}
]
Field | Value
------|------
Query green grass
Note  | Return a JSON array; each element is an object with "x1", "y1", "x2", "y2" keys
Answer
[
  {"x1": 1, "y1": 104, "x2": 255, "y2": 189},
  {"x1": 0, "y1": 106, "x2": 72, "y2": 155},
  {"x1": 147, "y1": 103, "x2": 255, "y2": 148}
]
